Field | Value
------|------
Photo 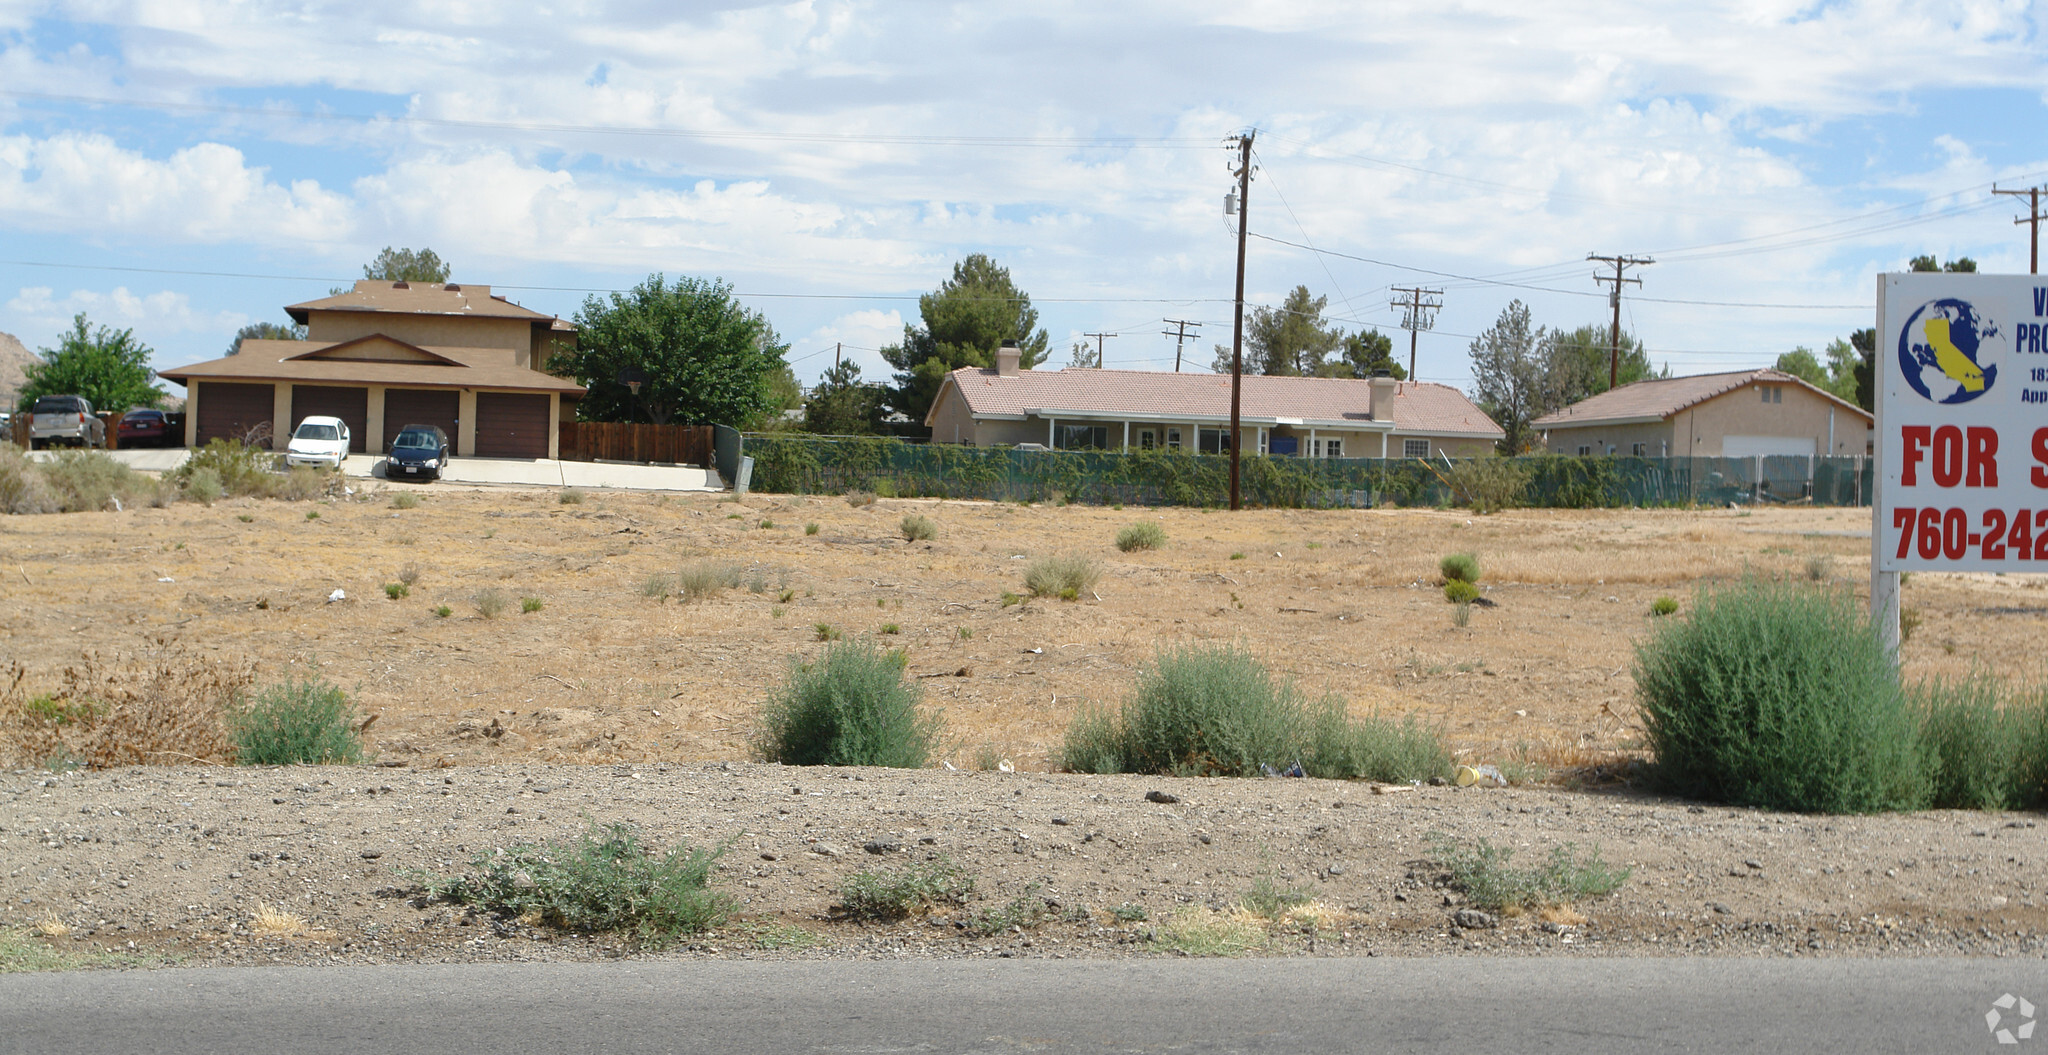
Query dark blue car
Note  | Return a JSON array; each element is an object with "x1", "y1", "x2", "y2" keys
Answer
[{"x1": 386, "y1": 424, "x2": 451, "y2": 480}]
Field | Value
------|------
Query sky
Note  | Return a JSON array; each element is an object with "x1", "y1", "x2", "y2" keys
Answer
[{"x1": 1, "y1": 0, "x2": 2046, "y2": 400}]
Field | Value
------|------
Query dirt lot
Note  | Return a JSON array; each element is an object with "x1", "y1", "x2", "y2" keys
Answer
[{"x1": 3, "y1": 483, "x2": 2047, "y2": 966}]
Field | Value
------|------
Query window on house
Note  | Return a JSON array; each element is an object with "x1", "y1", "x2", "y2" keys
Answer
[
  {"x1": 1165, "y1": 428, "x2": 1182, "y2": 449},
  {"x1": 1321, "y1": 438, "x2": 1343, "y2": 459},
  {"x1": 1054, "y1": 424, "x2": 1109, "y2": 450},
  {"x1": 1403, "y1": 438, "x2": 1429, "y2": 459},
  {"x1": 1631, "y1": 442, "x2": 1647, "y2": 457},
  {"x1": 1760, "y1": 385, "x2": 1782, "y2": 404},
  {"x1": 1136, "y1": 428, "x2": 1156, "y2": 450},
  {"x1": 1577, "y1": 444, "x2": 1593, "y2": 456},
  {"x1": 1197, "y1": 428, "x2": 1234, "y2": 454}
]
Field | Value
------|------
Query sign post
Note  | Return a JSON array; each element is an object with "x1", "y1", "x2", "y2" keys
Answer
[{"x1": 1873, "y1": 272, "x2": 2048, "y2": 660}]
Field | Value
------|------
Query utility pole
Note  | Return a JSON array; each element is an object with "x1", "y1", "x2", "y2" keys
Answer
[
  {"x1": 834, "y1": 342, "x2": 841, "y2": 370},
  {"x1": 1082, "y1": 332, "x2": 1118, "y2": 368},
  {"x1": 1994, "y1": 184, "x2": 2046, "y2": 274},
  {"x1": 1588, "y1": 254, "x2": 1653, "y2": 390},
  {"x1": 1162, "y1": 319, "x2": 1201, "y2": 372},
  {"x1": 1225, "y1": 130, "x2": 1255, "y2": 511},
  {"x1": 1388, "y1": 286, "x2": 1442, "y2": 379}
]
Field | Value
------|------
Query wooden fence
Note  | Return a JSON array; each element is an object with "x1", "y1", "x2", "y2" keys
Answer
[{"x1": 558, "y1": 422, "x2": 712, "y2": 467}]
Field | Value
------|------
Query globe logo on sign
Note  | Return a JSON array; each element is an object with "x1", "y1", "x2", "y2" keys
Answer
[{"x1": 1898, "y1": 298, "x2": 2001, "y2": 404}]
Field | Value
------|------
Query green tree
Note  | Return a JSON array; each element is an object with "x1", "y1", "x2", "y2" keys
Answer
[
  {"x1": 1322, "y1": 328, "x2": 1406, "y2": 379},
  {"x1": 553, "y1": 273, "x2": 790, "y2": 428},
  {"x1": 1539, "y1": 324, "x2": 1657, "y2": 412},
  {"x1": 881, "y1": 254, "x2": 1048, "y2": 428},
  {"x1": 1908, "y1": 255, "x2": 1977, "y2": 273},
  {"x1": 225, "y1": 321, "x2": 306, "y2": 357},
  {"x1": 802, "y1": 360, "x2": 886, "y2": 435},
  {"x1": 1848, "y1": 327, "x2": 1876, "y2": 410},
  {"x1": 1067, "y1": 340, "x2": 1100, "y2": 369},
  {"x1": 1208, "y1": 285, "x2": 1343, "y2": 376},
  {"x1": 365, "y1": 247, "x2": 451, "y2": 283},
  {"x1": 1467, "y1": 300, "x2": 1545, "y2": 454},
  {"x1": 1774, "y1": 347, "x2": 1827, "y2": 388},
  {"x1": 20, "y1": 313, "x2": 165, "y2": 412}
]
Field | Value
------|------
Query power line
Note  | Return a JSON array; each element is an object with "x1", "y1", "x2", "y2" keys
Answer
[
  {"x1": 1080, "y1": 331, "x2": 1118, "y2": 367},
  {"x1": 1389, "y1": 286, "x2": 1443, "y2": 380},
  {"x1": 1589, "y1": 254, "x2": 1653, "y2": 389},
  {"x1": 1993, "y1": 183, "x2": 2047, "y2": 274},
  {"x1": 1161, "y1": 319, "x2": 1202, "y2": 372}
]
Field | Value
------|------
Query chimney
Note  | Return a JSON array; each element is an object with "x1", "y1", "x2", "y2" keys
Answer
[
  {"x1": 995, "y1": 339, "x2": 1022, "y2": 377},
  {"x1": 1368, "y1": 369, "x2": 1398, "y2": 421}
]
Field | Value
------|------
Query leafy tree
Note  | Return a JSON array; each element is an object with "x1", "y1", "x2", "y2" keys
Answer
[
  {"x1": 1848, "y1": 327, "x2": 1876, "y2": 411},
  {"x1": 553, "y1": 273, "x2": 790, "y2": 428},
  {"x1": 1208, "y1": 285, "x2": 1342, "y2": 376},
  {"x1": 1773, "y1": 347, "x2": 1827, "y2": 388},
  {"x1": 1322, "y1": 328, "x2": 1406, "y2": 379},
  {"x1": 225, "y1": 321, "x2": 306, "y2": 357},
  {"x1": 20, "y1": 313, "x2": 165, "y2": 412},
  {"x1": 1539, "y1": 324, "x2": 1657, "y2": 411},
  {"x1": 1908, "y1": 255, "x2": 1977, "y2": 273},
  {"x1": 1067, "y1": 340, "x2": 1100, "y2": 369},
  {"x1": 881, "y1": 254, "x2": 1048, "y2": 428},
  {"x1": 802, "y1": 360, "x2": 886, "y2": 435},
  {"x1": 365, "y1": 247, "x2": 451, "y2": 283},
  {"x1": 1467, "y1": 300, "x2": 1546, "y2": 454}
]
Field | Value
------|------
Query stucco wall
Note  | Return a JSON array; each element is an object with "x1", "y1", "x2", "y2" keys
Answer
[
  {"x1": 1542, "y1": 420, "x2": 1678, "y2": 457},
  {"x1": 306, "y1": 312, "x2": 533, "y2": 363},
  {"x1": 1544, "y1": 381, "x2": 1872, "y2": 458}
]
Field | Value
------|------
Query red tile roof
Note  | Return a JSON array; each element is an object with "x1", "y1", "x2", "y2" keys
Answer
[
  {"x1": 1530, "y1": 368, "x2": 1871, "y2": 428},
  {"x1": 935, "y1": 367, "x2": 1502, "y2": 437}
]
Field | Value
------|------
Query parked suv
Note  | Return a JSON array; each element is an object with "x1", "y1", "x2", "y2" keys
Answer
[{"x1": 28, "y1": 395, "x2": 105, "y2": 449}]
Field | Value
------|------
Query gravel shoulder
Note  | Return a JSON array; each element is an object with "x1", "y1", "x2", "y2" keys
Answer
[{"x1": 5, "y1": 762, "x2": 2043, "y2": 968}]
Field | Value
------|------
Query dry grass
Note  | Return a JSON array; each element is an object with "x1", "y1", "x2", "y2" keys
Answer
[
  {"x1": 251, "y1": 904, "x2": 308, "y2": 937},
  {"x1": 1154, "y1": 907, "x2": 1268, "y2": 956},
  {"x1": 0, "y1": 648, "x2": 248, "y2": 770},
  {"x1": 33, "y1": 918, "x2": 69, "y2": 938}
]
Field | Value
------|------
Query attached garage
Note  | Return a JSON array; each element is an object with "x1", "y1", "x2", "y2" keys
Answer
[
  {"x1": 382, "y1": 389, "x2": 460, "y2": 451},
  {"x1": 195, "y1": 382, "x2": 276, "y2": 447},
  {"x1": 290, "y1": 385, "x2": 369, "y2": 453},
  {"x1": 474, "y1": 392, "x2": 551, "y2": 458}
]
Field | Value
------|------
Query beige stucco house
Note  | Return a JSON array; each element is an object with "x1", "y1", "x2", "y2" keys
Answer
[
  {"x1": 1531, "y1": 368, "x2": 1872, "y2": 459},
  {"x1": 159, "y1": 281, "x2": 584, "y2": 459},
  {"x1": 925, "y1": 344, "x2": 1504, "y2": 458}
]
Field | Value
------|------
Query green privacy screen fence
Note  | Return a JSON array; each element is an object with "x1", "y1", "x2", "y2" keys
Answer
[{"x1": 742, "y1": 435, "x2": 1874, "y2": 510}]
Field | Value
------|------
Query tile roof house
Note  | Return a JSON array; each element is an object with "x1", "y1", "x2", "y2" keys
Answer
[
  {"x1": 160, "y1": 281, "x2": 584, "y2": 459},
  {"x1": 925, "y1": 342, "x2": 1503, "y2": 458},
  {"x1": 1530, "y1": 368, "x2": 1872, "y2": 459}
]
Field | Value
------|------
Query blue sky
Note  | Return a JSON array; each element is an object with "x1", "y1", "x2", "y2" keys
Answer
[{"x1": 2, "y1": 0, "x2": 2045, "y2": 397}]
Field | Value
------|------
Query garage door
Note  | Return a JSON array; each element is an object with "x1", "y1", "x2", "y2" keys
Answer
[
  {"x1": 382, "y1": 389, "x2": 460, "y2": 452},
  {"x1": 195, "y1": 382, "x2": 276, "y2": 448},
  {"x1": 290, "y1": 386, "x2": 369, "y2": 453},
  {"x1": 474, "y1": 392, "x2": 551, "y2": 458}
]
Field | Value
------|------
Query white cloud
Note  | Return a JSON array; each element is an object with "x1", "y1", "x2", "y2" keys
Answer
[
  {"x1": 5, "y1": 285, "x2": 245, "y2": 348},
  {"x1": 794, "y1": 308, "x2": 905, "y2": 383}
]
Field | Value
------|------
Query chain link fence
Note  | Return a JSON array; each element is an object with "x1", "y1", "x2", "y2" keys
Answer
[{"x1": 741, "y1": 435, "x2": 1873, "y2": 510}]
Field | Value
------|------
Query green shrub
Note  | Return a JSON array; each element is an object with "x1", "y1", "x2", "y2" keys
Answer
[
  {"x1": 900, "y1": 513, "x2": 936, "y2": 541},
  {"x1": 473, "y1": 589, "x2": 508, "y2": 619},
  {"x1": 1450, "y1": 601, "x2": 1472, "y2": 628},
  {"x1": 435, "y1": 605, "x2": 453, "y2": 618},
  {"x1": 879, "y1": 623, "x2": 900, "y2": 635},
  {"x1": 39, "y1": 450, "x2": 151, "y2": 512},
  {"x1": 752, "y1": 638, "x2": 940, "y2": 768},
  {"x1": 812, "y1": 622, "x2": 840, "y2": 641},
  {"x1": 1633, "y1": 578, "x2": 1927, "y2": 813},
  {"x1": 521, "y1": 596, "x2": 544, "y2": 614},
  {"x1": 837, "y1": 857, "x2": 973, "y2": 920},
  {"x1": 559, "y1": 488, "x2": 585, "y2": 505},
  {"x1": 173, "y1": 439, "x2": 273, "y2": 497},
  {"x1": 1059, "y1": 642, "x2": 1447, "y2": 781},
  {"x1": 1024, "y1": 554, "x2": 1099, "y2": 600},
  {"x1": 805, "y1": 522, "x2": 820, "y2": 535},
  {"x1": 1443, "y1": 580, "x2": 1480, "y2": 604},
  {"x1": 1650, "y1": 596, "x2": 1678, "y2": 617},
  {"x1": 390, "y1": 492, "x2": 419, "y2": 510},
  {"x1": 1439, "y1": 552, "x2": 1480, "y2": 584},
  {"x1": 1914, "y1": 675, "x2": 2048, "y2": 810},
  {"x1": 1115, "y1": 521, "x2": 1167, "y2": 552},
  {"x1": 183, "y1": 467, "x2": 223, "y2": 505},
  {"x1": 422, "y1": 820, "x2": 732, "y2": 946},
  {"x1": 677, "y1": 560, "x2": 742, "y2": 601},
  {"x1": 384, "y1": 582, "x2": 409, "y2": 600},
  {"x1": 231, "y1": 677, "x2": 363, "y2": 765},
  {"x1": 640, "y1": 572, "x2": 676, "y2": 600},
  {"x1": 1446, "y1": 458, "x2": 1532, "y2": 514},
  {"x1": 1425, "y1": 834, "x2": 1630, "y2": 912}
]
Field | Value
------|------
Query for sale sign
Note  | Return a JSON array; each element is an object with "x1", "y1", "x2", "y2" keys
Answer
[{"x1": 1876, "y1": 273, "x2": 2048, "y2": 571}]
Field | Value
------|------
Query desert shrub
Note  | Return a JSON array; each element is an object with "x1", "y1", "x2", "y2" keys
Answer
[
  {"x1": 1024, "y1": 553, "x2": 1100, "y2": 600},
  {"x1": 521, "y1": 596, "x2": 544, "y2": 614},
  {"x1": 1115, "y1": 521, "x2": 1166, "y2": 552},
  {"x1": 752, "y1": 638, "x2": 940, "y2": 768},
  {"x1": 676, "y1": 560, "x2": 742, "y2": 601},
  {"x1": 473, "y1": 589, "x2": 509, "y2": 619},
  {"x1": 900, "y1": 513, "x2": 936, "y2": 541},
  {"x1": 422, "y1": 820, "x2": 731, "y2": 946},
  {"x1": 1914, "y1": 675, "x2": 2048, "y2": 810},
  {"x1": 1446, "y1": 458, "x2": 1532, "y2": 514},
  {"x1": 1059, "y1": 642, "x2": 1447, "y2": 782},
  {"x1": 1805, "y1": 553, "x2": 1834, "y2": 581},
  {"x1": 270, "y1": 467, "x2": 331, "y2": 501},
  {"x1": 0, "y1": 444, "x2": 60, "y2": 514},
  {"x1": 559, "y1": 488, "x2": 585, "y2": 505},
  {"x1": 1425, "y1": 834, "x2": 1630, "y2": 912},
  {"x1": 183, "y1": 467, "x2": 223, "y2": 505},
  {"x1": 397, "y1": 563, "x2": 422, "y2": 587},
  {"x1": 39, "y1": 450, "x2": 152, "y2": 512},
  {"x1": 1650, "y1": 596, "x2": 1678, "y2": 617},
  {"x1": 1633, "y1": 578, "x2": 1927, "y2": 813},
  {"x1": 845, "y1": 490, "x2": 876, "y2": 507},
  {"x1": 837, "y1": 858, "x2": 973, "y2": 920},
  {"x1": 1443, "y1": 580, "x2": 1480, "y2": 604},
  {"x1": 230, "y1": 676, "x2": 363, "y2": 765},
  {"x1": 1450, "y1": 601, "x2": 1472, "y2": 628},
  {"x1": 1439, "y1": 552, "x2": 1480, "y2": 584},
  {"x1": 173, "y1": 439, "x2": 275, "y2": 497},
  {"x1": 383, "y1": 582, "x2": 409, "y2": 600},
  {"x1": 390, "y1": 492, "x2": 419, "y2": 510},
  {"x1": 0, "y1": 651, "x2": 249, "y2": 769},
  {"x1": 640, "y1": 572, "x2": 676, "y2": 600}
]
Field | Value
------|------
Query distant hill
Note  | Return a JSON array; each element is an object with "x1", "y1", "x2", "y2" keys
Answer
[{"x1": 0, "y1": 330, "x2": 37, "y2": 410}]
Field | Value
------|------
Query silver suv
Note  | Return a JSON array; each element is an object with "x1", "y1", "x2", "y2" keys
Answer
[{"x1": 28, "y1": 395, "x2": 106, "y2": 449}]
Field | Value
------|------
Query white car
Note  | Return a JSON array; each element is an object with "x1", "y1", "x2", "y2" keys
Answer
[{"x1": 285, "y1": 415, "x2": 351, "y2": 470}]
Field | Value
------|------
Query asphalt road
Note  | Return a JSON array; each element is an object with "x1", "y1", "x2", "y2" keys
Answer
[{"x1": 4, "y1": 956, "x2": 2042, "y2": 1054}]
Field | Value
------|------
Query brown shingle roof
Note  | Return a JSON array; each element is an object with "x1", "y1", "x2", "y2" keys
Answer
[
  {"x1": 285, "y1": 281, "x2": 567, "y2": 326},
  {"x1": 158, "y1": 340, "x2": 586, "y2": 395},
  {"x1": 1530, "y1": 369, "x2": 1871, "y2": 428},
  {"x1": 935, "y1": 367, "x2": 1502, "y2": 437}
]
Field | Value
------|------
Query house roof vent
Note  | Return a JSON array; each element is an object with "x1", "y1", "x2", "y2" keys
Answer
[
  {"x1": 445, "y1": 283, "x2": 461, "y2": 291},
  {"x1": 392, "y1": 281, "x2": 410, "y2": 289}
]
